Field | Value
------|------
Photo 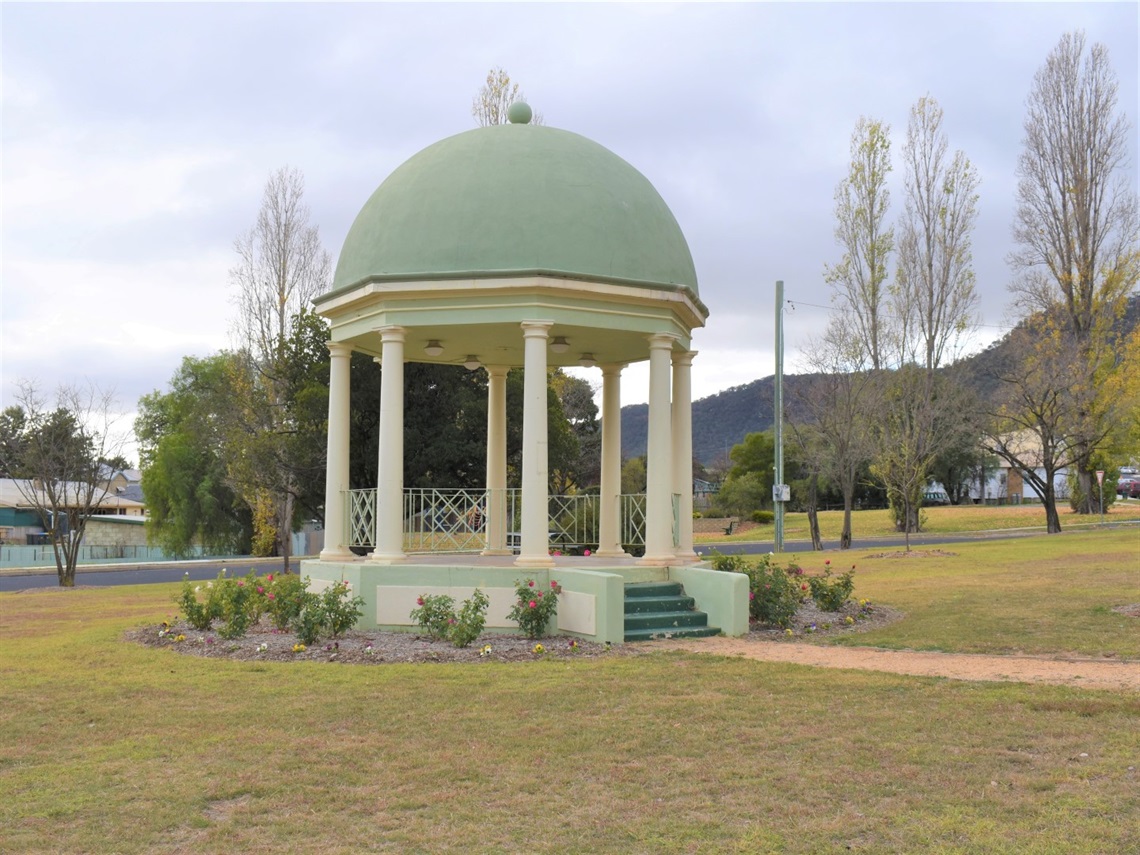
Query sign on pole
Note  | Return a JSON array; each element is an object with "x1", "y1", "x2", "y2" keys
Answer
[{"x1": 1096, "y1": 470, "x2": 1105, "y2": 486}]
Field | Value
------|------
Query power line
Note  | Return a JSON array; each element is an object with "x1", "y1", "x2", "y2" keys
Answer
[{"x1": 785, "y1": 299, "x2": 1012, "y2": 330}]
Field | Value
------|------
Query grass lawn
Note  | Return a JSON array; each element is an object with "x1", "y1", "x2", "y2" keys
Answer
[
  {"x1": 697, "y1": 499, "x2": 1140, "y2": 543},
  {"x1": 2, "y1": 530, "x2": 1139, "y2": 853}
]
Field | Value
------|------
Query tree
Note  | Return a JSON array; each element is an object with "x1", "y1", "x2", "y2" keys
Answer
[
  {"x1": 895, "y1": 95, "x2": 981, "y2": 372},
  {"x1": 823, "y1": 117, "x2": 895, "y2": 370},
  {"x1": 791, "y1": 319, "x2": 879, "y2": 548},
  {"x1": 136, "y1": 354, "x2": 254, "y2": 558},
  {"x1": 1009, "y1": 30, "x2": 1140, "y2": 512},
  {"x1": 2, "y1": 381, "x2": 127, "y2": 586},
  {"x1": 715, "y1": 431, "x2": 775, "y2": 517},
  {"x1": 472, "y1": 67, "x2": 543, "y2": 127},
  {"x1": 983, "y1": 320, "x2": 1115, "y2": 533},
  {"x1": 550, "y1": 370, "x2": 601, "y2": 489},
  {"x1": 228, "y1": 167, "x2": 333, "y2": 568}
]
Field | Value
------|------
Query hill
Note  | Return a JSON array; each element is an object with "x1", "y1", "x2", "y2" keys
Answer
[{"x1": 621, "y1": 294, "x2": 1140, "y2": 466}]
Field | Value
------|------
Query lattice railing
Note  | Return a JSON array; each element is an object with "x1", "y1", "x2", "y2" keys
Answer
[{"x1": 344, "y1": 488, "x2": 654, "y2": 553}]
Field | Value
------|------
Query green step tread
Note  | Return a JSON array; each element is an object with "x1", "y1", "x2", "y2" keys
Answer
[{"x1": 624, "y1": 625, "x2": 722, "y2": 641}]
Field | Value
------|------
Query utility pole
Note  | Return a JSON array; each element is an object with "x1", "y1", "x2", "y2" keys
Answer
[{"x1": 773, "y1": 280, "x2": 786, "y2": 552}]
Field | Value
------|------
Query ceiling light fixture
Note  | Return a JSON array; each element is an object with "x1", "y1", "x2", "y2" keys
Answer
[
  {"x1": 423, "y1": 340, "x2": 444, "y2": 357},
  {"x1": 578, "y1": 353, "x2": 597, "y2": 368},
  {"x1": 463, "y1": 355, "x2": 482, "y2": 371},
  {"x1": 550, "y1": 336, "x2": 570, "y2": 354}
]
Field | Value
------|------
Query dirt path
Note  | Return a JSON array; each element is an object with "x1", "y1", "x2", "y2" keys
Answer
[{"x1": 652, "y1": 637, "x2": 1140, "y2": 691}]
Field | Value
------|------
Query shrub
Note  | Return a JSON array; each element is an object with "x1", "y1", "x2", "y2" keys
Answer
[
  {"x1": 508, "y1": 579, "x2": 561, "y2": 639},
  {"x1": 288, "y1": 577, "x2": 364, "y2": 645},
  {"x1": 410, "y1": 594, "x2": 457, "y2": 641},
  {"x1": 409, "y1": 589, "x2": 490, "y2": 648},
  {"x1": 744, "y1": 555, "x2": 801, "y2": 628},
  {"x1": 449, "y1": 589, "x2": 490, "y2": 648},
  {"x1": 750, "y1": 510, "x2": 775, "y2": 524},
  {"x1": 706, "y1": 549, "x2": 750, "y2": 573},
  {"x1": 709, "y1": 551, "x2": 800, "y2": 628},
  {"x1": 214, "y1": 572, "x2": 258, "y2": 640},
  {"x1": 321, "y1": 580, "x2": 365, "y2": 637},
  {"x1": 176, "y1": 573, "x2": 222, "y2": 631},
  {"x1": 808, "y1": 562, "x2": 856, "y2": 611},
  {"x1": 265, "y1": 572, "x2": 308, "y2": 630}
]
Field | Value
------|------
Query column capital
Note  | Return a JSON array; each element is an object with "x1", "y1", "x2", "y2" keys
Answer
[
  {"x1": 600, "y1": 362, "x2": 627, "y2": 376},
  {"x1": 484, "y1": 364, "x2": 511, "y2": 379},
  {"x1": 326, "y1": 341, "x2": 353, "y2": 359},
  {"x1": 671, "y1": 349, "x2": 697, "y2": 367},
  {"x1": 377, "y1": 325, "x2": 406, "y2": 343},
  {"x1": 520, "y1": 320, "x2": 554, "y2": 338},
  {"x1": 647, "y1": 332, "x2": 679, "y2": 351}
]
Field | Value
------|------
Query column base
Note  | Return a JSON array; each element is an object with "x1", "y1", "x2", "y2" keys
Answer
[
  {"x1": 368, "y1": 551, "x2": 407, "y2": 565},
  {"x1": 673, "y1": 550, "x2": 701, "y2": 563},
  {"x1": 514, "y1": 554, "x2": 556, "y2": 569},
  {"x1": 594, "y1": 548, "x2": 631, "y2": 559},
  {"x1": 636, "y1": 553, "x2": 677, "y2": 567},
  {"x1": 318, "y1": 548, "x2": 357, "y2": 562},
  {"x1": 481, "y1": 548, "x2": 514, "y2": 557}
]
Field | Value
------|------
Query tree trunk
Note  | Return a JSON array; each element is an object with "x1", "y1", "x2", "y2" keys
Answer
[
  {"x1": 840, "y1": 494, "x2": 853, "y2": 550},
  {"x1": 1043, "y1": 482, "x2": 1062, "y2": 533},
  {"x1": 807, "y1": 473, "x2": 822, "y2": 551},
  {"x1": 279, "y1": 491, "x2": 295, "y2": 573}
]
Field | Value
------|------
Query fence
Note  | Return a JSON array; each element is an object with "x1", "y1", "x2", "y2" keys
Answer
[
  {"x1": 344, "y1": 488, "x2": 659, "y2": 554},
  {"x1": 0, "y1": 543, "x2": 223, "y2": 569}
]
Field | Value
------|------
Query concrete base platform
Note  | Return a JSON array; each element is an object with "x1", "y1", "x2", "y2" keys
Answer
[{"x1": 301, "y1": 553, "x2": 749, "y2": 645}]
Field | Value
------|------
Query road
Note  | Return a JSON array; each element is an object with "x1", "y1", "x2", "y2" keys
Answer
[{"x1": 0, "y1": 528, "x2": 1062, "y2": 592}]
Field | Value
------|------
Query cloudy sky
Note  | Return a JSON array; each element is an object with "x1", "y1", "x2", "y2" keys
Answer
[{"x1": 3, "y1": 2, "x2": 1137, "y2": 461}]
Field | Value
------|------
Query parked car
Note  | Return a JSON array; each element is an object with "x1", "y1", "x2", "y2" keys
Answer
[
  {"x1": 1117, "y1": 475, "x2": 1140, "y2": 499},
  {"x1": 922, "y1": 490, "x2": 951, "y2": 506}
]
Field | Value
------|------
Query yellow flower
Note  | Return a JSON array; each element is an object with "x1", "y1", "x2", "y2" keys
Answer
[
  {"x1": 292, "y1": 643, "x2": 306, "y2": 653},
  {"x1": 784, "y1": 629, "x2": 794, "y2": 637},
  {"x1": 533, "y1": 643, "x2": 546, "y2": 654},
  {"x1": 844, "y1": 616, "x2": 855, "y2": 625},
  {"x1": 174, "y1": 634, "x2": 186, "y2": 642}
]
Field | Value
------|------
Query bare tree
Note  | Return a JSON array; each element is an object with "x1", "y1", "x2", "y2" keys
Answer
[
  {"x1": 472, "y1": 67, "x2": 543, "y2": 127},
  {"x1": 3, "y1": 381, "x2": 128, "y2": 586},
  {"x1": 823, "y1": 117, "x2": 895, "y2": 370},
  {"x1": 1008, "y1": 30, "x2": 1140, "y2": 512},
  {"x1": 793, "y1": 319, "x2": 879, "y2": 549},
  {"x1": 232, "y1": 167, "x2": 331, "y2": 368},
  {"x1": 229, "y1": 168, "x2": 332, "y2": 569},
  {"x1": 895, "y1": 95, "x2": 981, "y2": 372}
]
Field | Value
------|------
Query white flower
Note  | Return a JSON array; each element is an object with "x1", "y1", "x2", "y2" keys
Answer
[
  {"x1": 206, "y1": 581, "x2": 213, "y2": 589},
  {"x1": 257, "y1": 643, "x2": 268, "y2": 652}
]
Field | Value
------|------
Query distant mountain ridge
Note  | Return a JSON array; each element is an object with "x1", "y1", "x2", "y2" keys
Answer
[{"x1": 620, "y1": 294, "x2": 1140, "y2": 466}]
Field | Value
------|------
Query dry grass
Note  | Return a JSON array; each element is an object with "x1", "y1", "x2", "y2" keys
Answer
[
  {"x1": 2, "y1": 530, "x2": 1139, "y2": 853},
  {"x1": 697, "y1": 500, "x2": 1140, "y2": 543}
]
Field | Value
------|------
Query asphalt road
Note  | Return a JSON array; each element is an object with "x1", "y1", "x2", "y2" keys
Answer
[{"x1": 0, "y1": 527, "x2": 1072, "y2": 592}]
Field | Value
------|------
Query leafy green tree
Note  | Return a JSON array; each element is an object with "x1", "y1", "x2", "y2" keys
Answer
[
  {"x1": 136, "y1": 355, "x2": 253, "y2": 558},
  {"x1": 714, "y1": 431, "x2": 776, "y2": 517}
]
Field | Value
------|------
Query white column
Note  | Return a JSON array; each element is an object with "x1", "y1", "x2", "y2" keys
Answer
[
  {"x1": 516, "y1": 321, "x2": 555, "y2": 568},
  {"x1": 596, "y1": 363, "x2": 629, "y2": 558},
  {"x1": 639, "y1": 333, "x2": 676, "y2": 565},
  {"x1": 320, "y1": 342, "x2": 354, "y2": 560},
  {"x1": 371, "y1": 326, "x2": 406, "y2": 563},
  {"x1": 482, "y1": 365, "x2": 511, "y2": 556},
  {"x1": 672, "y1": 350, "x2": 698, "y2": 561}
]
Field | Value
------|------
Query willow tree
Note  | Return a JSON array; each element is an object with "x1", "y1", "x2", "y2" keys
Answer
[{"x1": 1008, "y1": 30, "x2": 1140, "y2": 513}]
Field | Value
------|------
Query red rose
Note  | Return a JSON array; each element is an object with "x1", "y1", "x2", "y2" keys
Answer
[{"x1": 529, "y1": 600, "x2": 536, "y2": 608}]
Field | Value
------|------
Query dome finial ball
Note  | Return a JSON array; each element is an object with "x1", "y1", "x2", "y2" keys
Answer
[{"x1": 507, "y1": 101, "x2": 533, "y2": 125}]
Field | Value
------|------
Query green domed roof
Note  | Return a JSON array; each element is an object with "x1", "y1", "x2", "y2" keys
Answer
[{"x1": 328, "y1": 117, "x2": 699, "y2": 297}]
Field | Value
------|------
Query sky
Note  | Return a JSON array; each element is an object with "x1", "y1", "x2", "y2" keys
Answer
[{"x1": 2, "y1": 2, "x2": 1137, "y2": 464}]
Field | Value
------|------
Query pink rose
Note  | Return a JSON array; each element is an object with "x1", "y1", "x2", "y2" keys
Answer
[
  {"x1": 267, "y1": 593, "x2": 276, "y2": 601},
  {"x1": 267, "y1": 574, "x2": 274, "y2": 582},
  {"x1": 416, "y1": 596, "x2": 424, "y2": 606},
  {"x1": 584, "y1": 549, "x2": 591, "y2": 556},
  {"x1": 528, "y1": 581, "x2": 535, "y2": 588},
  {"x1": 257, "y1": 587, "x2": 264, "y2": 594},
  {"x1": 529, "y1": 600, "x2": 536, "y2": 609},
  {"x1": 824, "y1": 560, "x2": 830, "y2": 566},
  {"x1": 550, "y1": 580, "x2": 558, "y2": 588},
  {"x1": 238, "y1": 580, "x2": 245, "y2": 587}
]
